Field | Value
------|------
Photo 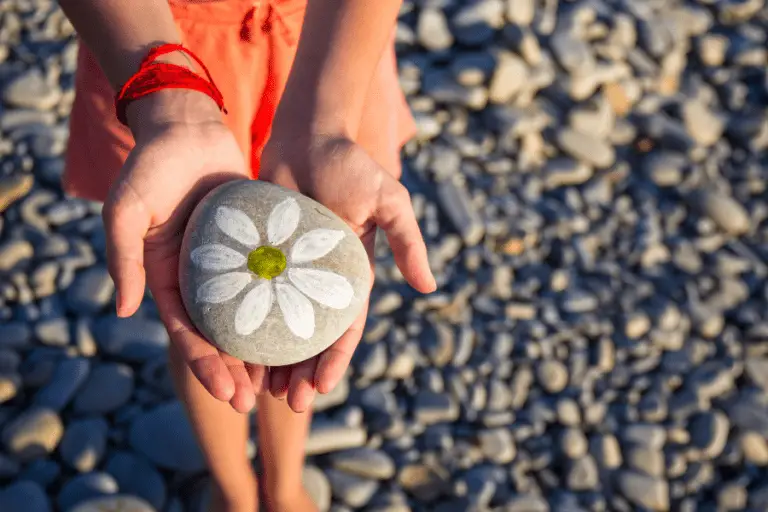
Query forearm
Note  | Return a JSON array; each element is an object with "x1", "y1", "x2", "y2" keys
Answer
[
  {"x1": 273, "y1": 0, "x2": 402, "y2": 138},
  {"x1": 58, "y1": 0, "x2": 221, "y2": 135},
  {"x1": 58, "y1": 0, "x2": 186, "y2": 89}
]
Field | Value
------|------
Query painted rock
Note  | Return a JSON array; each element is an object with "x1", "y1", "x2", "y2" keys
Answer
[{"x1": 179, "y1": 180, "x2": 370, "y2": 366}]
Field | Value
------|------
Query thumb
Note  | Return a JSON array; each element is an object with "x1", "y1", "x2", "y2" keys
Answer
[
  {"x1": 373, "y1": 175, "x2": 436, "y2": 293},
  {"x1": 103, "y1": 179, "x2": 151, "y2": 317}
]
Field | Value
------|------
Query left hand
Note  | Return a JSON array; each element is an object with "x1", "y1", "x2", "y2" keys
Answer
[{"x1": 256, "y1": 132, "x2": 436, "y2": 412}]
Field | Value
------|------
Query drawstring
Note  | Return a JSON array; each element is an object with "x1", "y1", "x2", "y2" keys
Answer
[
  {"x1": 240, "y1": 0, "x2": 299, "y2": 46},
  {"x1": 240, "y1": 1, "x2": 261, "y2": 42}
]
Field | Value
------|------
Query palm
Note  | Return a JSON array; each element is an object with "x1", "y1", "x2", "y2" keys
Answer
[
  {"x1": 104, "y1": 123, "x2": 263, "y2": 412},
  {"x1": 257, "y1": 137, "x2": 433, "y2": 412}
]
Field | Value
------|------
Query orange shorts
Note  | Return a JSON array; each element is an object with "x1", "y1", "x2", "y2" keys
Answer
[{"x1": 63, "y1": 0, "x2": 416, "y2": 202}]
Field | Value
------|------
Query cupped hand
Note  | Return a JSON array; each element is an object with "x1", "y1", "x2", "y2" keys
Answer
[
  {"x1": 258, "y1": 133, "x2": 436, "y2": 413},
  {"x1": 103, "y1": 91, "x2": 264, "y2": 413}
]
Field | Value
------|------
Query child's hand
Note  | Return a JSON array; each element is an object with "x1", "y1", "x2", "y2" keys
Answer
[
  {"x1": 102, "y1": 91, "x2": 264, "y2": 413},
  {"x1": 258, "y1": 133, "x2": 437, "y2": 413}
]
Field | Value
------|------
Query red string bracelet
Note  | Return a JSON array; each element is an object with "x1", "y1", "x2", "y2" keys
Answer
[{"x1": 115, "y1": 43, "x2": 228, "y2": 126}]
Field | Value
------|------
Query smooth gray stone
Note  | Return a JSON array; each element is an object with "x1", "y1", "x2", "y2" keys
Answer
[
  {"x1": 94, "y1": 317, "x2": 169, "y2": 362},
  {"x1": 33, "y1": 357, "x2": 90, "y2": 411},
  {"x1": 57, "y1": 472, "x2": 119, "y2": 511},
  {"x1": 128, "y1": 401, "x2": 206, "y2": 471},
  {"x1": 74, "y1": 363, "x2": 134, "y2": 414},
  {"x1": 2, "y1": 407, "x2": 64, "y2": 462},
  {"x1": 69, "y1": 496, "x2": 156, "y2": 512},
  {"x1": 0, "y1": 481, "x2": 51, "y2": 512},
  {"x1": 59, "y1": 418, "x2": 109, "y2": 473},
  {"x1": 180, "y1": 180, "x2": 370, "y2": 366},
  {"x1": 105, "y1": 451, "x2": 167, "y2": 511}
]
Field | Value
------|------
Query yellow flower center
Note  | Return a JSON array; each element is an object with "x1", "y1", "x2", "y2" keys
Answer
[{"x1": 247, "y1": 246, "x2": 286, "y2": 280}]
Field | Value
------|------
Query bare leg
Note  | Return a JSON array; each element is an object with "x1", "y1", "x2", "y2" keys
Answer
[
  {"x1": 168, "y1": 343, "x2": 259, "y2": 512},
  {"x1": 257, "y1": 394, "x2": 317, "y2": 511}
]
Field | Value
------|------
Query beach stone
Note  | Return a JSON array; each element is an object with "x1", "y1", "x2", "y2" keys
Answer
[
  {"x1": 0, "y1": 481, "x2": 51, "y2": 512},
  {"x1": 66, "y1": 266, "x2": 115, "y2": 314},
  {"x1": 74, "y1": 363, "x2": 134, "y2": 414},
  {"x1": 105, "y1": 451, "x2": 167, "y2": 511},
  {"x1": 57, "y1": 472, "x2": 119, "y2": 511},
  {"x1": 2, "y1": 69, "x2": 61, "y2": 110},
  {"x1": 306, "y1": 422, "x2": 367, "y2": 456},
  {"x1": 0, "y1": 174, "x2": 34, "y2": 213},
  {"x1": 0, "y1": 322, "x2": 31, "y2": 349},
  {"x1": 69, "y1": 496, "x2": 155, "y2": 512},
  {"x1": 303, "y1": 466, "x2": 331, "y2": 512},
  {"x1": 179, "y1": 180, "x2": 370, "y2": 366},
  {"x1": 329, "y1": 447, "x2": 396, "y2": 480},
  {"x1": 59, "y1": 418, "x2": 109, "y2": 473},
  {"x1": 617, "y1": 471, "x2": 670, "y2": 511},
  {"x1": 94, "y1": 317, "x2": 169, "y2": 362},
  {"x1": 33, "y1": 357, "x2": 90, "y2": 411},
  {"x1": 326, "y1": 469, "x2": 379, "y2": 508},
  {"x1": 2, "y1": 408, "x2": 63, "y2": 462},
  {"x1": 128, "y1": 401, "x2": 206, "y2": 471}
]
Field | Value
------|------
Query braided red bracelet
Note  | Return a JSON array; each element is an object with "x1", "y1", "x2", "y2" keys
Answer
[{"x1": 115, "y1": 43, "x2": 227, "y2": 126}]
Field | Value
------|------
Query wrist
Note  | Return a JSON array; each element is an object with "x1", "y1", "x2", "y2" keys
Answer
[{"x1": 125, "y1": 89, "x2": 224, "y2": 139}]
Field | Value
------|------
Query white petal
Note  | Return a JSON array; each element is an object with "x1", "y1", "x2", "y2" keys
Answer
[
  {"x1": 234, "y1": 281, "x2": 273, "y2": 335},
  {"x1": 275, "y1": 283, "x2": 315, "y2": 340},
  {"x1": 290, "y1": 229, "x2": 346, "y2": 264},
  {"x1": 267, "y1": 197, "x2": 301, "y2": 246},
  {"x1": 215, "y1": 206, "x2": 260, "y2": 247},
  {"x1": 190, "y1": 244, "x2": 246, "y2": 271},
  {"x1": 196, "y1": 272, "x2": 251, "y2": 304},
  {"x1": 288, "y1": 268, "x2": 354, "y2": 309}
]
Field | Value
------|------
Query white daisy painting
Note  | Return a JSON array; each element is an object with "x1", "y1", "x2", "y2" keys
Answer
[{"x1": 189, "y1": 198, "x2": 355, "y2": 340}]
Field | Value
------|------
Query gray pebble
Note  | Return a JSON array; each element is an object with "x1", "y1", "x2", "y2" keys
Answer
[
  {"x1": 0, "y1": 481, "x2": 51, "y2": 512},
  {"x1": 57, "y1": 472, "x2": 118, "y2": 511},
  {"x1": 94, "y1": 317, "x2": 169, "y2": 362},
  {"x1": 329, "y1": 447, "x2": 396, "y2": 480},
  {"x1": 2, "y1": 69, "x2": 60, "y2": 110},
  {"x1": 566, "y1": 455, "x2": 599, "y2": 491},
  {"x1": 478, "y1": 428, "x2": 516, "y2": 463},
  {"x1": 536, "y1": 360, "x2": 569, "y2": 393},
  {"x1": 306, "y1": 422, "x2": 367, "y2": 456},
  {"x1": 66, "y1": 266, "x2": 115, "y2": 314},
  {"x1": 413, "y1": 390, "x2": 459, "y2": 424},
  {"x1": 0, "y1": 322, "x2": 31, "y2": 349},
  {"x1": 34, "y1": 317, "x2": 70, "y2": 346},
  {"x1": 618, "y1": 470, "x2": 670, "y2": 511},
  {"x1": 69, "y1": 496, "x2": 155, "y2": 512},
  {"x1": 689, "y1": 189, "x2": 750, "y2": 235},
  {"x1": 0, "y1": 240, "x2": 33, "y2": 271},
  {"x1": 2, "y1": 408, "x2": 63, "y2": 462},
  {"x1": 556, "y1": 129, "x2": 616, "y2": 168},
  {"x1": 689, "y1": 411, "x2": 730, "y2": 459},
  {"x1": 128, "y1": 401, "x2": 206, "y2": 471},
  {"x1": 303, "y1": 465, "x2": 331, "y2": 512},
  {"x1": 104, "y1": 451, "x2": 167, "y2": 511},
  {"x1": 326, "y1": 469, "x2": 379, "y2": 508},
  {"x1": 417, "y1": 9, "x2": 453, "y2": 51},
  {"x1": 33, "y1": 357, "x2": 90, "y2": 411},
  {"x1": 59, "y1": 418, "x2": 108, "y2": 473}
]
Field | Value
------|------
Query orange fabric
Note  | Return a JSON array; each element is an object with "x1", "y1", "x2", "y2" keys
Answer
[{"x1": 63, "y1": 0, "x2": 416, "y2": 202}]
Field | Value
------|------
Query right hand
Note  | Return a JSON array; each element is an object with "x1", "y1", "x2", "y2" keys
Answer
[{"x1": 103, "y1": 90, "x2": 265, "y2": 413}]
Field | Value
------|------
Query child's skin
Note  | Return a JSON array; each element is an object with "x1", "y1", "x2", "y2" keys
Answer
[{"x1": 59, "y1": 0, "x2": 436, "y2": 510}]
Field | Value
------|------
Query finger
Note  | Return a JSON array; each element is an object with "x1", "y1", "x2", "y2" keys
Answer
[
  {"x1": 374, "y1": 177, "x2": 436, "y2": 293},
  {"x1": 315, "y1": 299, "x2": 369, "y2": 394},
  {"x1": 269, "y1": 366, "x2": 291, "y2": 399},
  {"x1": 103, "y1": 179, "x2": 151, "y2": 317},
  {"x1": 148, "y1": 275, "x2": 235, "y2": 402},
  {"x1": 287, "y1": 358, "x2": 318, "y2": 413},
  {"x1": 221, "y1": 353, "x2": 256, "y2": 413},
  {"x1": 246, "y1": 364, "x2": 270, "y2": 395}
]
